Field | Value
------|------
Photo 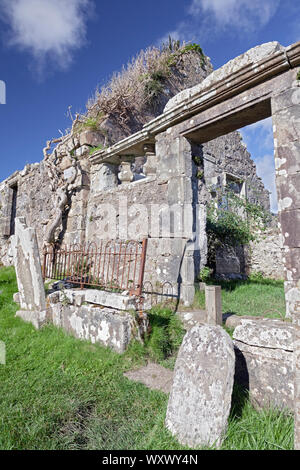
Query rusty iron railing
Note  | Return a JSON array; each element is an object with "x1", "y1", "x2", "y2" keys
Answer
[
  {"x1": 42, "y1": 239, "x2": 148, "y2": 297},
  {"x1": 141, "y1": 281, "x2": 177, "y2": 310}
]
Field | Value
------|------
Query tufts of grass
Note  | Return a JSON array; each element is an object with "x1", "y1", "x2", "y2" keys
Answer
[
  {"x1": 221, "y1": 386, "x2": 294, "y2": 450},
  {"x1": 0, "y1": 267, "x2": 294, "y2": 450},
  {"x1": 143, "y1": 306, "x2": 185, "y2": 367}
]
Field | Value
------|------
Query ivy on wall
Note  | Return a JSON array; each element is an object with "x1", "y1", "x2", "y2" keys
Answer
[{"x1": 206, "y1": 186, "x2": 271, "y2": 271}]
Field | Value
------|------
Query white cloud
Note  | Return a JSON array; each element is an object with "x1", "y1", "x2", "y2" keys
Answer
[
  {"x1": 188, "y1": 0, "x2": 279, "y2": 30},
  {"x1": 0, "y1": 0, "x2": 94, "y2": 72},
  {"x1": 239, "y1": 118, "x2": 277, "y2": 213},
  {"x1": 246, "y1": 117, "x2": 274, "y2": 149},
  {"x1": 162, "y1": 0, "x2": 280, "y2": 44},
  {"x1": 255, "y1": 153, "x2": 278, "y2": 213}
]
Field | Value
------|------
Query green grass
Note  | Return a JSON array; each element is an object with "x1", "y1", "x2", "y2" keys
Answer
[
  {"x1": 194, "y1": 277, "x2": 286, "y2": 319},
  {"x1": 0, "y1": 267, "x2": 293, "y2": 450}
]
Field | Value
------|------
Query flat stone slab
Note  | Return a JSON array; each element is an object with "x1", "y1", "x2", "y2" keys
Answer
[
  {"x1": 85, "y1": 289, "x2": 137, "y2": 311},
  {"x1": 177, "y1": 310, "x2": 207, "y2": 329},
  {"x1": 224, "y1": 314, "x2": 264, "y2": 329},
  {"x1": 233, "y1": 318, "x2": 295, "y2": 351},
  {"x1": 124, "y1": 363, "x2": 174, "y2": 394}
]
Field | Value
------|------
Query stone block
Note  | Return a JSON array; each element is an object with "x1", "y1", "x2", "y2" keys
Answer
[
  {"x1": 59, "y1": 305, "x2": 132, "y2": 353},
  {"x1": 216, "y1": 246, "x2": 241, "y2": 275},
  {"x1": 271, "y1": 86, "x2": 300, "y2": 114},
  {"x1": 284, "y1": 280, "x2": 300, "y2": 320},
  {"x1": 156, "y1": 133, "x2": 193, "y2": 184},
  {"x1": 16, "y1": 309, "x2": 47, "y2": 330},
  {"x1": 95, "y1": 163, "x2": 118, "y2": 192},
  {"x1": 282, "y1": 248, "x2": 300, "y2": 281},
  {"x1": 167, "y1": 177, "x2": 193, "y2": 205},
  {"x1": 166, "y1": 325, "x2": 235, "y2": 448},
  {"x1": 233, "y1": 318, "x2": 296, "y2": 410},
  {"x1": 272, "y1": 105, "x2": 300, "y2": 144},
  {"x1": 274, "y1": 142, "x2": 300, "y2": 177},
  {"x1": 59, "y1": 156, "x2": 73, "y2": 171},
  {"x1": 277, "y1": 173, "x2": 300, "y2": 212},
  {"x1": 279, "y1": 209, "x2": 300, "y2": 248},
  {"x1": 85, "y1": 289, "x2": 137, "y2": 311},
  {"x1": 79, "y1": 131, "x2": 104, "y2": 147}
]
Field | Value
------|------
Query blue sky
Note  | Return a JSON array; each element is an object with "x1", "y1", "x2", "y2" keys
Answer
[{"x1": 0, "y1": 0, "x2": 299, "y2": 212}]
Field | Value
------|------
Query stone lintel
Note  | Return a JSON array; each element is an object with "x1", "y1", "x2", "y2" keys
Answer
[{"x1": 89, "y1": 42, "x2": 299, "y2": 167}]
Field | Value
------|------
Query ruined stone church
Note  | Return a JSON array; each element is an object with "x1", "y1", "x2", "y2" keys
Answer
[{"x1": 0, "y1": 41, "x2": 288, "y2": 305}]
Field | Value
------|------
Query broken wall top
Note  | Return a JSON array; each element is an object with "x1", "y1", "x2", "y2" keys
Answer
[{"x1": 90, "y1": 40, "x2": 300, "y2": 165}]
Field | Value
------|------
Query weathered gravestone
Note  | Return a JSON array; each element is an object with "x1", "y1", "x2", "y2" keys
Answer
[
  {"x1": 165, "y1": 325, "x2": 235, "y2": 448},
  {"x1": 11, "y1": 217, "x2": 47, "y2": 329}
]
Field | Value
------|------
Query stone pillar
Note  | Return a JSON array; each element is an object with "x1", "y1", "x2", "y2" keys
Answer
[
  {"x1": 156, "y1": 128, "x2": 195, "y2": 306},
  {"x1": 271, "y1": 82, "x2": 300, "y2": 323},
  {"x1": 143, "y1": 143, "x2": 157, "y2": 177},
  {"x1": 205, "y1": 285, "x2": 222, "y2": 326},
  {"x1": 118, "y1": 161, "x2": 134, "y2": 184},
  {"x1": 271, "y1": 79, "x2": 300, "y2": 450}
]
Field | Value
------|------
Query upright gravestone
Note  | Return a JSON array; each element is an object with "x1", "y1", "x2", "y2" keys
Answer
[
  {"x1": 205, "y1": 285, "x2": 222, "y2": 326},
  {"x1": 11, "y1": 217, "x2": 47, "y2": 329},
  {"x1": 165, "y1": 325, "x2": 235, "y2": 448}
]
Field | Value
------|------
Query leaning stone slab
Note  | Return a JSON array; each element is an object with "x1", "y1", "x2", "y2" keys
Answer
[
  {"x1": 233, "y1": 318, "x2": 296, "y2": 410},
  {"x1": 85, "y1": 289, "x2": 137, "y2": 311},
  {"x1": 166, "y1": 325, "x2": 235, "y2": 448},
  {"x1": 11, "y1": 217, "x2": 47, "y2": 329}
]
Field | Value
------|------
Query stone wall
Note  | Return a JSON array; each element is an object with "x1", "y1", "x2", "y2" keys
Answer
[
  {"x1": 0, "y1": 129, "x2": 270, "y2": 297},
  {"x1": 215, "y1": 223, "x2": 284, "y2": 280},
  {"x1": 0, "y1": 163, "x2": 54, "y2": 265},
  {"x1": 200, "y1": 131, "x2": 270, "y2": 211},
  {"x1": 0, "y1": 155, "x2": 91, "y2": 264},
  {"x1": 247, "y1": 225, "x2": 284, "y2": 279}
]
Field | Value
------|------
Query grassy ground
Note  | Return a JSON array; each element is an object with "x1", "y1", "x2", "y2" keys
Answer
[
  {"x1": 194, "y1": 277, "x2": 287, "y2": 319},
  {"x1": 0, "y1": 267, "x2": 293, "y2": 450}
]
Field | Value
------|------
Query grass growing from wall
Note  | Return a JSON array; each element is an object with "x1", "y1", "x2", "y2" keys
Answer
[{"x1": 0, "y1": 267, "x2": 293, "y2": 450}]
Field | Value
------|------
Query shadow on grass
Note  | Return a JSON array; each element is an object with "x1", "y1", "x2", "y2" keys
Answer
[{"x1": 230, "y1": 384, "x2": 250, "y2": 420}]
